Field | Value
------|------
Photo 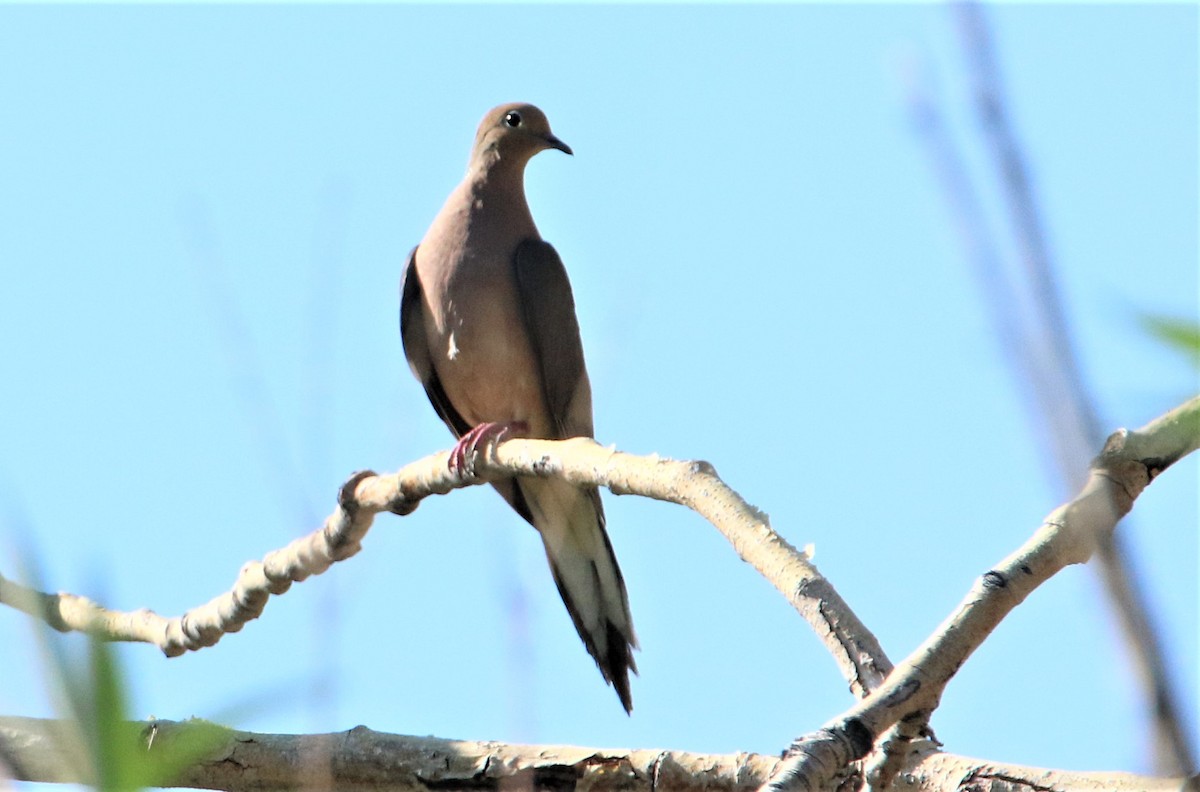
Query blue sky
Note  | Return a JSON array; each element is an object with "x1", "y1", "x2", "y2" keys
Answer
[{"x1": 0, "y1": 3, "x2": 1196, "y2": 783}]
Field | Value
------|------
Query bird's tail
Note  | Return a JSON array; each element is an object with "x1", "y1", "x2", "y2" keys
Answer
[{"x1": 519, "y1": 476, "x2": 638, "y2": 713}]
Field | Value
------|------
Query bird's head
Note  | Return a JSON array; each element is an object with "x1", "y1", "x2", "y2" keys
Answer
[{"x1": 472, "y1": 103, "x2": 573, "y2": 168}]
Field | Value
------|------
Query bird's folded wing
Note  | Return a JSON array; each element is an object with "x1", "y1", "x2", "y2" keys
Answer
[{"x1": 513, "y1": 238, "x2": 591, "y2": 439}]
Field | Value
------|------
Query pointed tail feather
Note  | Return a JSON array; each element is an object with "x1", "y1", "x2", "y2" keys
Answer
[{"x1": 520, "y1": 478, "x2": 638, "y2": 712}]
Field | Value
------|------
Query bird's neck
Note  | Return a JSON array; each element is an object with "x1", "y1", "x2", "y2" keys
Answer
[
  {"x1": 459, "y1": 150, "x2": 537, "y2": 236},
  {"x1": 466, "y1": 159, "x2": 530, "y2": 208},
  {"x1": 467, "y1": 144, "x2": 530, "y2": 187}
]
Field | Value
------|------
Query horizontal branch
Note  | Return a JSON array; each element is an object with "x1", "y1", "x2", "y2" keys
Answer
[
  {"x1": 761, "y1": 395, "x2": 1200, "y2": 792},
  {"x1": 0, "y1": 438, "x2": 889, "y2": 697},
  {"x1": 0, "y1": 716, "x2": 1180, "y2": 792}
]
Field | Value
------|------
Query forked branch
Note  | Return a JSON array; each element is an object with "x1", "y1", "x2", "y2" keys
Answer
[{"x1": 759, "y1": 396, "x2": 1200, "y2": 792}]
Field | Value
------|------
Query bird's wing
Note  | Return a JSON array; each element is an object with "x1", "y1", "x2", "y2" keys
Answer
[
  {"x1": 512, "y1": 238, "x2": 593, "y2": 439},
  {"x1": 400, "y1": 246, "x2": 471, "y2": 438}
]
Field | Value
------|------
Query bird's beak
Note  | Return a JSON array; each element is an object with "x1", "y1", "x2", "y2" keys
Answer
[{"x1": 545, "y1": 134, "x2": 573, "y2": 156}]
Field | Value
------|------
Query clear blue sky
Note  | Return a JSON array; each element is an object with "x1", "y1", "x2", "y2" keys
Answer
[{"x1": 1, "y1": 3, "x2": 1196, "y2": 783}]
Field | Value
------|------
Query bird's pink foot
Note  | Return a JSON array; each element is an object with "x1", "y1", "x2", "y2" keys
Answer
[{"x1": 449, "y1": 420, "x2": 529, "y2": 479}]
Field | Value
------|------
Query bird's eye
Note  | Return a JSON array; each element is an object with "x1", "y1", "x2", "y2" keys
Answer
[{"x1": 504, "y1": 111, "x2": 522, "y2": 128}]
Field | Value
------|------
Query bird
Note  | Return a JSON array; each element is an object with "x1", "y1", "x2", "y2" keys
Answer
[{"x1": 399, "y1": 103, "x2": 638, "y2": 712}]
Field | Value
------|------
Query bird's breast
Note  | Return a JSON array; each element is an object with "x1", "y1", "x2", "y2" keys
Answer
[
  {"x1": 418, "y1": 246, "x2": 550, "y2": 435},
  {"x1": 414, "y1": 178, "x2": 549, "y2": 433}
]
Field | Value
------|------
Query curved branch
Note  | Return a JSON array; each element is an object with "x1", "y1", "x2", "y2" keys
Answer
[
  {"x1": 760, "y1": 396, "x2": 1200, "y2": 792},
  {"x1": 0, "y1": 439, "x2": 889, "y2": 697}
]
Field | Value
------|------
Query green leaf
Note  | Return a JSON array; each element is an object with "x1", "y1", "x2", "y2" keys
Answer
[
  {"x1": 88, "y1": 637, "x2": 132, "y2": 792},
  {"x1": 1141, "y1": 314, "x2": 1200, "y2": 369}
]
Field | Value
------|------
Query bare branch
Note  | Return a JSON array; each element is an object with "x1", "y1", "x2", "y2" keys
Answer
[
  {"x1": 0, "y1": 439, "x2": 889, "y2": 697},
  {"x1": 946, "y1": 2, "x2": 1198, "y2": 775},
  {"x1": 0, "y1": 716, "x2": 1181, "y2": 792},
  {"x1": 2, "y1": 399, "x2": 1193, "y2": 791},
  {"x1": 864, "y1": 720, "x2": 935, "y2": 792},
  {"x1": 760, "y1": 396, "x2": 1200, "y2": 792}
]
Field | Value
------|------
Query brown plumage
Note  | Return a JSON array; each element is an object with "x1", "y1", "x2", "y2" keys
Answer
[{"x1": 400, "y1": 103, "x2": 638, "y2": 712}]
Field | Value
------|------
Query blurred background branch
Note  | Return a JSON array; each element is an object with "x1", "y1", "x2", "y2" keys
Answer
[{"x1": 904, "y1": 0, "x2": 1195, "y2": 774}]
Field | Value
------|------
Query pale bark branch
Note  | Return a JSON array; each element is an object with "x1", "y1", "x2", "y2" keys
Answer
[
  {"x1": 0, "y1": 716, "x2": 1183, "y2": 792},
  {"x1": 0, "y1": 439, "x2": 889, "y2": 696},
  {"x1": 760, "y1": 396, "x2": 1200, "y2": 792},
  {"x1": 944, "y1": 2, "x2": 1197, "y2": 775},
  {"x1": 3, "y1": 396, "x2": 1193, "y2": 792}
]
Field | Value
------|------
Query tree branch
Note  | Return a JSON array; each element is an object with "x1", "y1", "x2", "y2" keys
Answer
[
  {"x1": 760, "y1": 396, "x2": 1200, "y2": 792},
  {"x1": 0, "y1": 716, "x2": 1182, "y2": 792},
  {"x1": 0, "y1": 439, "x2": 890, "y2": 697},
  {"x1": 945, "y1": 2, "x2": 1198, "y2": 775}
]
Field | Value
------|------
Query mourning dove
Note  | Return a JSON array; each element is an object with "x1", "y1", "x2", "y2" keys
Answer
[{"x1": 400, "y1": 103, "x2": 638, "y2": 712}]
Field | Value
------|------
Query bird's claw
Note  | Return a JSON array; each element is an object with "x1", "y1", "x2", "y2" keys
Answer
[{"x1": 449, "y1": 421, "x2": 528, "y2": 479}]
